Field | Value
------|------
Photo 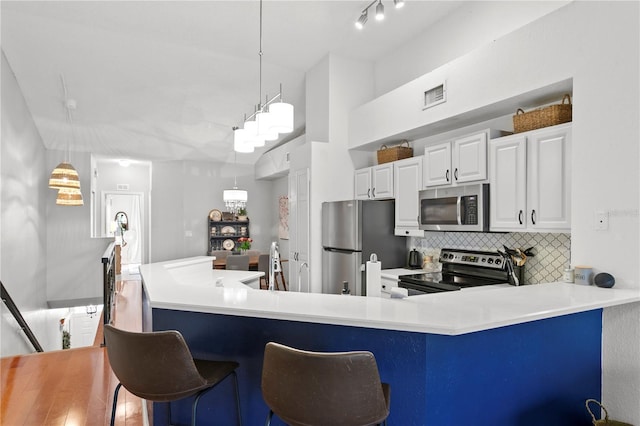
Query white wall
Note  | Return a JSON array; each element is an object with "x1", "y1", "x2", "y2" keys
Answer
[
  {"x1": 1, "y1": 51, "x2": 49, "y2": 355},
  {"x1": 368, "y1": 2, "x2": 640, "y2": 422},
  {"x1": 375, "y1": 1, "x2": 570, "y2": 96},
  {"x1": 46, "y1": 149, "x2": 107, "y2": 307},
  {"x1": 151, "y1": 159, "x2": 274, "y2": 262}
]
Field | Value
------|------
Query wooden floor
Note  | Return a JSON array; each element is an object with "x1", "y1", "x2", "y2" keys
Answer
[{"x1": 1, "y1": 279, "x2": 146, "y2": 426}]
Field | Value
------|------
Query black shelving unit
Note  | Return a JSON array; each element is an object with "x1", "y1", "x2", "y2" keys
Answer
[{"x1": 208, "y1": 219, "x2": 250, "y2": 254}]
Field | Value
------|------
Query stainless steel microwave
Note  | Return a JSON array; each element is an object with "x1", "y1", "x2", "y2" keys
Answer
[{"x1": 419, "y1": 183, "x2": 489, "y2": 232}]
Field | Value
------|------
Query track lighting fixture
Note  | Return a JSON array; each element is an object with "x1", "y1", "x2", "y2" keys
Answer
[
  {"x1": 355, "y1": 10, "x2": 368, "y2": 29},
  {"x1": 375, "y1": 0, "x2": 385, "y2": 21},
  {"x1": 354, "y1": 0, "x2": 405, "y2": 30}
]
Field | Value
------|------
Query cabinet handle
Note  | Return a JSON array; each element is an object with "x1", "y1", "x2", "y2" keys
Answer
[
  {"x1": 518, "y1": 210, "x2": 523, "y2": 225},
  {"x1": 454, "y1": 168, "x2": 458, "y2": 181},
  {"x1": 372, "y1": 188, "x2": 376, "y2": 198},
  {"x1": 446, "y1": 169, "x2": 450, "y2": 182},
  {"x1": 531, "y1": 210, "x2": 536, "y2": 225},
  {"x1": 367, "y1": 188, "x2": 371, "y2": 198}
]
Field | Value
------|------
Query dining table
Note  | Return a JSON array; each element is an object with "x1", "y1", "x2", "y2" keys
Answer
[{"x1": 212, "y1": 254, "x2": 288, "y2": 290}]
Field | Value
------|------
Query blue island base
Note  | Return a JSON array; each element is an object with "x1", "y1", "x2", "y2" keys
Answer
[{"x1": 151, "y1": 308, "x2": 602, "y2": 426}]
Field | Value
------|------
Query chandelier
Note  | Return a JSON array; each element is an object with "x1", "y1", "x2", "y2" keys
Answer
[
  {"x1": 233, "y1": 0, "x2": 294, "y2": 153},
  {"x1": 223, "y1": 152, "x2": 248, "y2": 214}
]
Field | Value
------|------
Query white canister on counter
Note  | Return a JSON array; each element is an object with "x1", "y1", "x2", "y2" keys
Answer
[
  {"x1": 563, "y1": 267, "x2": 574, "y2": 283},
  {"x1": 574, "y1": 266, "x2": 593, "y2": 285}
]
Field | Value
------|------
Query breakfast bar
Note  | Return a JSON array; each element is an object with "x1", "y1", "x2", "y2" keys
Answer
[{"x1": 140, "y1": 257, "x2": 640, "y2": 425}]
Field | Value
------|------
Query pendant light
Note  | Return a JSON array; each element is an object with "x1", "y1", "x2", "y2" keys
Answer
[
  {"x1": 223, "y1": 152, "x2": 248, "y2": 214},
  {"x1": 56, "y1": 187, "x2": 83, "y2": 206},
  {"x1": 49, "y1": 76, "x2": 83, "y2": 206},
  {"x1": 234, "y1": 0, "x2": 294, "y2": 153}
]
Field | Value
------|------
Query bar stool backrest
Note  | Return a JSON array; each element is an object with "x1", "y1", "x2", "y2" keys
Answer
[{"x1": 261, "y1": 342, "x2": 390, "y2": 426}]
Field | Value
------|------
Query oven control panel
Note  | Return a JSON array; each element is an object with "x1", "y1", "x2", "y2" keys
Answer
[{"x1": 439, "y1": 249, "x2": 504, "y2": 269}]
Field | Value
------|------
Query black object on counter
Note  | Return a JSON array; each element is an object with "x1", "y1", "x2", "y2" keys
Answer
[
  {"x1": 408, "y1": 249, "x2": 423, "y2": 269},
  {"x1": 594, "y1": 273, "x2": 615, "y2": 288}
]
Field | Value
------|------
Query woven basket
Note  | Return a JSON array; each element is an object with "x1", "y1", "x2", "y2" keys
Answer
[
  {"x1": 513, "y1": 94, "x2": 572, "y2": 133},
  {"x1": 586, "y1": 399, "x2": 634, "y2": 426},
  {"x1": 377, "y1": 140, "x2": 413, "y2": 164}
]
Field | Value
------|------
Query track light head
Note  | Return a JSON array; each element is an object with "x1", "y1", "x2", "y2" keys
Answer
[
  {"x1": 355, "y1": 10, "x2": 368, "y2": 29},
  {"x1": 375, "y1": 0, "x2": 385, "y2": 20},
  {"x1": 393, "y1": 0, "x2": 405, "y2": 9}
]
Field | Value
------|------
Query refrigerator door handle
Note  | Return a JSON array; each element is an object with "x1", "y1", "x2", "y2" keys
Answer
[{"x1": 324, "y1": 247, "x2": 359, "y2": 254}]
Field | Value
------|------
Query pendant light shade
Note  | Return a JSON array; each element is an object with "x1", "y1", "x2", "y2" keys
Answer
[
  {"x1": 234, "y1": 128, "x2": 255, "y2": 153},
  {"x1": 223, "y1": 189, "x2": 248, "y2": 205},
  {"x1": 257, "y1": 109, "x2": 278, "y2": 141},
  {"x1": 56, "y1": 187, "x2": 84, "y2": 206},
  {"x1": 269, "y1": 102, "x2": 294, "y2": 134},
  {"x1": 49, "y1": 162, "x2": 80, "y2": 189},
  {"x1": 244, "y1": 118, "x2": 265, "y2": 148}
]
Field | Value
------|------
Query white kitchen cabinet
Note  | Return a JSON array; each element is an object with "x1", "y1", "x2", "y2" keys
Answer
[
  {"x1": 288, "y1": 167, "x2": 310, "y2": 292},
  {"x1": 423, "y1": 129, "x2": 503, "y2": 188},
  {"x1": 489, "y1": 123, "x2": 571, "y2": 232},
  {"x1": 354, "y1": 163, "x2": 394, "y2": 200},
  {"x1": 393, "y1": 156, "x2": 424, "y2": 237},
  {"x1": 423, "y1": 142, "x2": 451, "y2": 187}
]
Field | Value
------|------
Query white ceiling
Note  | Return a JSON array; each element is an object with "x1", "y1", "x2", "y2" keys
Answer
[{"x1": 2, "y1": 0, "x2": 465, "y2": 164}]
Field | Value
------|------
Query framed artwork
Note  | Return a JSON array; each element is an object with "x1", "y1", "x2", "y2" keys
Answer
[{"x1": 279, "y1": 195, "x2": 289, "y2": 240}]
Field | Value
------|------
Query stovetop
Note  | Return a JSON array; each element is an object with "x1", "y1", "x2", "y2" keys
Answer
[{"x1": 398, "y1": 248, "x2": 511, "y2": 294}]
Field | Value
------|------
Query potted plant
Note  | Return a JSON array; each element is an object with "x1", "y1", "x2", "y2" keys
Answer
[
  {"x1": 238, "y1": 237, "x2": 253, "y2": 252},
  {"x1": 237, "y1": 208, "x2": 248, "y2": 221}
]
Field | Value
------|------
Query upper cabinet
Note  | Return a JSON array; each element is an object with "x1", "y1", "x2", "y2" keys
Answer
[
  {"x1": 394, "y1": 156, "x2": 424, "y2": 237},
  {"x1": 489, "y1": 123, "x2": 572, "y2": 232},
  {"x1": 354, "y1": 163, "x2": 394, "y2": 200},
  {"x1": 423, "y1": 129, "x2": 504, "y2": 188}
]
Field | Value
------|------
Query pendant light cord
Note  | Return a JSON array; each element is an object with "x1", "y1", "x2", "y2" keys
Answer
[
  {"x1": 60, "y1": 74, "x2": 74, "y2": 164},
  {"x1": 258, "y1": 0, "x2": 263, "y2": 112}
]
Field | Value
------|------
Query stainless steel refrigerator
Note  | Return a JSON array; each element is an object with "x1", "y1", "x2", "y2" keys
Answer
[{"x1": 322, "y1": 199, "x2": 406, "y2": 295}]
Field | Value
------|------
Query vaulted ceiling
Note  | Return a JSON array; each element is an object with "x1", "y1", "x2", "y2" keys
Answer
[{"x1": 1, "y1": 1, "x2": 465, "y2": 164}]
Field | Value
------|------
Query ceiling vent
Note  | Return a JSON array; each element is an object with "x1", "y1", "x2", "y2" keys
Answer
[{"x1": 423, "y1": 82, "x2": 446, "y2": 110}]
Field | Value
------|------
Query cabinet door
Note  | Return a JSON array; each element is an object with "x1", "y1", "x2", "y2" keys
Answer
[
  {"x1": 354, "y1": 168, "x2": 372, "y2": 200},
  {"x1": 453, "y1": 132, "x2": 487, "y2": 183},
  {"x1": 289, "y1": 167, "x2": 310, "y2": 292},
  {"x1": 527, "y1": 125, "x2": 571, "y2": 231},
  {"x1": 371, "y1": 163, "x2": 394, "y2": 199},
  {"x1": 423, "y1": 142, "x2": 451, "y2": 187},
  {"x1": 489, "y1": 134, "x2": 527, "y2": 231},
  {"x1": 394, "y1": 156, "x2": 424, "y2": 235}
]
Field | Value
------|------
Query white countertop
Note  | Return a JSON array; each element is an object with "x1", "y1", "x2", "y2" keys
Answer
[{"x1": 140, "y1": 257, "x2": 640, "y2": 336}]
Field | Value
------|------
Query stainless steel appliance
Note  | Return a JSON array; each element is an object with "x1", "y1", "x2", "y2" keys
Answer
[
  {"x1": 322, "y1": 200, "x2": 406, "y2": 296},
  {"x1": 398, "y1": 248, "x2": 517, "y2": 295},
  {"x1": 419, "y1": 183, "x2": 489, "y2": 232}
]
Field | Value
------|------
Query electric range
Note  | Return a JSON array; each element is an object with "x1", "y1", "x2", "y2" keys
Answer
[{"x1": 398, "y1": 248, "x2": 513, "y2": 295}]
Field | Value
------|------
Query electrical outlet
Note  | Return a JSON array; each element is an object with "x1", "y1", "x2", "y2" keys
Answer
[{"x1": 594, "y1": 210, "x2": 609, "y2": 231}]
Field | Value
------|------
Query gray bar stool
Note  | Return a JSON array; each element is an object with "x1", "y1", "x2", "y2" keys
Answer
[
  {"x1": 261, "y1": 342, "x2": 390, "y2": 426},
  {"x1": 104, "y1": 324, "x2": 242, "y2": 426}
]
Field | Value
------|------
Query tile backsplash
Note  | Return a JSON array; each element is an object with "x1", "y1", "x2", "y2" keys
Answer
[{"x1": 410, "y1": 232, "x2": 571, "y2": 284}]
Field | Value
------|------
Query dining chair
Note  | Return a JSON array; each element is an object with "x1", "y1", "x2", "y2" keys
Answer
[
  {"x1": 104, "y1": 324, "x2": 242, "y2": 426},
  {"x1": 261, "y1": 342, "x2": 390, "y2": 426},
  {"x1": 225, "y1": 254, "x2": 250, "y2": 271}
]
